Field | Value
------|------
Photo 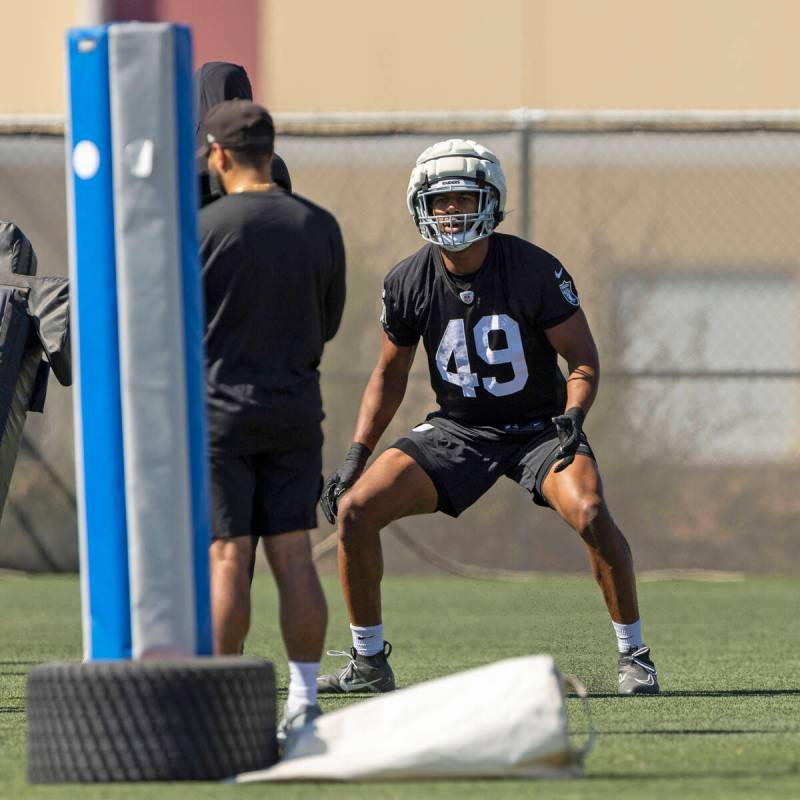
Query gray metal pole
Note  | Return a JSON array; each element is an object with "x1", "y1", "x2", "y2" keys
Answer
[
  {"x1": 77, "y1": 0, "x2": 112, "y2": 25},
  {"x1": 517, "y1": 114, "x2": 532, "y2": 566},
  {"x1": 518, "y1": 115, "x2": 531, "y2": 242}
]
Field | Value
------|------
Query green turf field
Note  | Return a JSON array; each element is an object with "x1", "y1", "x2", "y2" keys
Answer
[{"x1": 1, "y1": 572, "x2": 798, "y2": 799}]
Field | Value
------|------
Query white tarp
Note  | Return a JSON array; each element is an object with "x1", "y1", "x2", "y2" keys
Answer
[{"x1": 235, "y1": 655, "x2": 591, "y2": 783}]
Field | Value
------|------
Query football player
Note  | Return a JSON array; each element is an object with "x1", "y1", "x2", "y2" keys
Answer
[{"x1": 318, "y1": 140, "x2": 658, "y2": 696}]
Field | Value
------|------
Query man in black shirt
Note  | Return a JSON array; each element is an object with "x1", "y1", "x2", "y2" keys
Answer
[
  {"x1": 194, "y1": 62, "x2": 292, "y2": 591},
  {"x1": 319, "y1": 139, "x2": 658, "y2": 696},
  {"x1": 199, "y1": 100, "x2": 346, "y2": 740}
]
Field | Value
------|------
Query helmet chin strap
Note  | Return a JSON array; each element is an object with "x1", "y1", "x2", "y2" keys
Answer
[{"x1": 440, "y1": 240, "x2": 472, "y2": 253}]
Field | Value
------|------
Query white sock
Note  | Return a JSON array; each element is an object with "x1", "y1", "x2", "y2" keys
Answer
[
  {"x1": 350, "y1": 623, "x2": 383, "y2": 657},
  {"x1": 612, "y1": 619, "x2": 643, "y2": 653},
  {"x1": 286, "y1": 661, "x2": 319, "y2": 714}
]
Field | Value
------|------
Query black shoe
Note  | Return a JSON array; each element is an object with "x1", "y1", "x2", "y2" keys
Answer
[
  {"x1": 317, "y1": 641, "x2": 396, "y2": 694},
  {"x1": 618, "y1": 645, "x2": 660, "y2": 695}
]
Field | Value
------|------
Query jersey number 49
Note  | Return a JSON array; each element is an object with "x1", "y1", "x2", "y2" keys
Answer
[{"x1": 435, "y1": 314, "x2": 528, "y2": 398}]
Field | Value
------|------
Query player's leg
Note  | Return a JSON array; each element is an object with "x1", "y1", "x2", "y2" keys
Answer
[
  {"x1": 208, "y1": 451, "x2": 257, "y2": 655},
  {"x1": 322, "y1": 416, "x2": 507, "y2": 693},
  {"x1": 254, "y1": 445, "x2": 328, "y2": 738},
  {"x1": 542, "y1": 456, "x2": 659, "y2": 694},
  {"x1": 337, "y1": 447, "x2": 438, "y2": 625},
  {"x1": 262, "y1": 531, "x2": 327, "y2": 662},
  {"x1": 317, "y1": 448, "x2": 437, "y2": 694},
  {"x1": 542, "y1": 456, "x2": 638, "y2": 622},
  {"x1": 209, "y1": 536, "x2": 253, "y2": 654},
  {"x1": 262, "y1": 530, "x2": 326, "y2": 738}
]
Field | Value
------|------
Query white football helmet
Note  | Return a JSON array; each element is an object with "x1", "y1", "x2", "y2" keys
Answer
[{"x1": 407, "y1": 139, "x2": 507, "y2": 252}]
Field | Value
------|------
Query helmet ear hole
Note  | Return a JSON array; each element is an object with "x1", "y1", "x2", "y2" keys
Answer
[
  {"x1": 488, "y1": 185, "x2": 502, "y2": 225},
  {"x1": 494, "y1": 189, "x2": 504, "y2": 224}
]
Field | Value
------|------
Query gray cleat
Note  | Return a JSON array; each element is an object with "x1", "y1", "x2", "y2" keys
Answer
[
  {"x1": 317, "y1": 641, "x2": 396, "y2": 694},
  {"x1": 618, "y1": 645, "x2": 660, "y2": 695},
  {"x1": 276, "y1": 702, "x2": 323, "y2": 753}
]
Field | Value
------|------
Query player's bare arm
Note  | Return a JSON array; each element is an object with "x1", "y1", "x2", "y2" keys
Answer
[
  {"x1": 545, "y1": 309, "x2": 600, "y2": 472},
  {"x1": 320, "y1": 333, "x2": 416, "y2": 523},
  {"x1": 352, "y1": 334, "x2": 417, "y2": 452},
  {"x1": 545, "y1": 309, "x2": 600, "y2": 414}
]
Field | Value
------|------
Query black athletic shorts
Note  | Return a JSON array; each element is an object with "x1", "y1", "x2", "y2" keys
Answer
[
  {"x1": 392, "y1": 412, "x2": 595, "y2": 517},
  {"x1": 209, "y1": 446, "x2": 323, "y2": 539}
]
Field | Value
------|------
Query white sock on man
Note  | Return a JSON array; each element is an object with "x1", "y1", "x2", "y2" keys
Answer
[
  {"x1": 286, "y1": 660, "x2": 319, "y2": 714},
  {"x1": 350, "y1": 623, "x2": 384, "y2": 657},
  {"x1": 612, "y1": 619, "x2": 643, "y2": 653}
]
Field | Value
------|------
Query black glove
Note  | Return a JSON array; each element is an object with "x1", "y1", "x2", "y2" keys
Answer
[
  {"x1": 551, "y1": 407, "x2": 585, "y2": 473},
  {"x1": 319, "y1": 443, "x2": 371, "y2": 525}
]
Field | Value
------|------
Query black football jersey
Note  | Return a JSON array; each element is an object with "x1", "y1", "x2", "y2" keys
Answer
[{"x1": 381, "y1": 233, "x2": 581, "y2": 425}]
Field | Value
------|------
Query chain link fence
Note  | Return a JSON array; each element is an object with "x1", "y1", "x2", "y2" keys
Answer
[{"x1": 1, "y1": 111, "x2": 798, "y2": 574}]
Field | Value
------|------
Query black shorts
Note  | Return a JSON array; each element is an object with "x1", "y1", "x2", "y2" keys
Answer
[
  {"x1": 392, "y1": 413, "x2": 595, "y2": 517},
  {"x1": 209, "y1": 446, "x2": 322, "y2": 539}
]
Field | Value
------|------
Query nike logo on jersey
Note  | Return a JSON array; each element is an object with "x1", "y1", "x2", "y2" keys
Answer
[
  {"x1": 341, "y1": 677, "x2": 384, "y2": 692},
  {"x1": 554, "y1": 266, "x2": 564, "y2": 279}
]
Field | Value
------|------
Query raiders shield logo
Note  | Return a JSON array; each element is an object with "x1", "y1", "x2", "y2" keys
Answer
[
  {"x1": 559, "y1": 280, "x2": 580, "y2": 307},
  {"x1": 459, "y1": 290, "x2": 474, "y2": 305}
]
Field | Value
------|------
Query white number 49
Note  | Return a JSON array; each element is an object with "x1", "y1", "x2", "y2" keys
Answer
[{"x1": 435, "y1": 314, "x2": 528, "y2": 398}]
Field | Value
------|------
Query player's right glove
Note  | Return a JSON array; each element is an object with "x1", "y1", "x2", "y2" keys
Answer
[
  {"x1": 319, "y1": 442, "x2": 371, "y2": 525},
  {"x1": 551, "y1": 406, "x2": 585, "y2": 473}
]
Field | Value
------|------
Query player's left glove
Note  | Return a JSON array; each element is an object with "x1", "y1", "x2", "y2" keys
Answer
[
  {"x1": 551, "y1": 407, "x2": 585, "y2": 473},
  {"x1": 319, "y1": 442, "x2": 371, "y2": 525}
]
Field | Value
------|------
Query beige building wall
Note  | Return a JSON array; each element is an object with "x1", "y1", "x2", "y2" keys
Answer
[
  {"x1": 0, "y1": 1, "x2": 83, "y2": 115},
  {"x1": 262, "y1": 0, "x2": 800, "y2": 111},
  {"x1": 3, "y1": 0, "x2": 800, "y2": 115}
]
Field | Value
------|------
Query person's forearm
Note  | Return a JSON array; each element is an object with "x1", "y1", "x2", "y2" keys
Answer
[
  {"x1": 564, "y1": 358, "x2": 599, "y2": 415},
  {"x1": 352, "y1": 364, "x2": 409, "y2": 451}
]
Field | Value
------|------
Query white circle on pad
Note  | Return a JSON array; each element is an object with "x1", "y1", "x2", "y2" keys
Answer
[{"x1": 73, "y1": 140, "x2": 100, "y2": 180}]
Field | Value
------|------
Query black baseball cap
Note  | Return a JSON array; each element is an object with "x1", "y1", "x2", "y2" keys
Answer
[{"x1": 199, "y1": 99, "x2": 275, "y2": 156}]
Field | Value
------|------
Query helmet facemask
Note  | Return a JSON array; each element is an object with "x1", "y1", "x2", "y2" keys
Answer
[{"x1": 414, "y1": 178, "x2": 498, "y2": 252}]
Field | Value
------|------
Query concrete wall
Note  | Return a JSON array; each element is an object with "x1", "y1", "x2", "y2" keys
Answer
[
  {"x1": 0, "y1": 1, "x2": 81, "y2": 115},
  {"x1": 261, "y1": 0, "x2": 800, "y2": 111},
  {"x1": 3, "y1": 0, "x2": 800, "y2": 115}
]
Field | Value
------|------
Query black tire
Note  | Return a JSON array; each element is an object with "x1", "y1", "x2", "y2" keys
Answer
[{"x1": 27, "y1": 656, "x2": 277, "y2": 782}]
